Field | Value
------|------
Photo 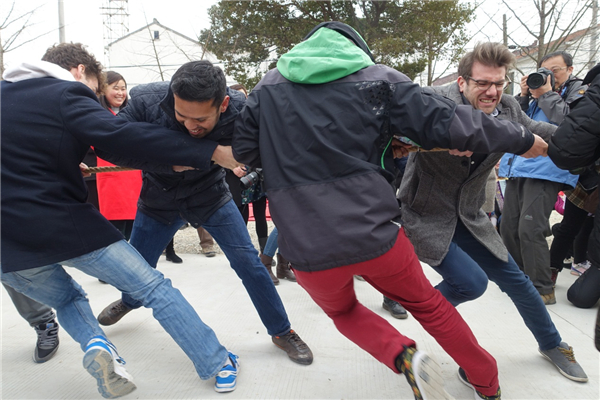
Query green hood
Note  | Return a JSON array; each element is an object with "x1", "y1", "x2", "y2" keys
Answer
[{"x1": 277, "y1": 27, "x2": 374, "y2": 84}]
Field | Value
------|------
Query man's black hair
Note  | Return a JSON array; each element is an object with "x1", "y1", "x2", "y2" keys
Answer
[
  {"x1": 170, "y1": 60, "x2": 226, "y2": 108},
  {"x1": 539, "y1": 51, "x2": 573, "y2": 68}
]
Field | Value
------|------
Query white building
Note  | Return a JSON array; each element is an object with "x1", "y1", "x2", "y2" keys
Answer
[{"x1": 105, "y1": 18, "x2": 234, "y2": 87}]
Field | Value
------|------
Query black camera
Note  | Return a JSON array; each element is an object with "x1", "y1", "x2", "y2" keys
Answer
[
  {"x1": 526, "y1": 67, "x2": 555, "y2": 90},
  {"x1": 240, "y1": 168, "x2": 263, "y2": 189}
]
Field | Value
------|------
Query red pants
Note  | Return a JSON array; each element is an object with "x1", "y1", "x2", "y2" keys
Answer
[{"x1": 294, "y1": 229, "x2": 499, "y2": 396}]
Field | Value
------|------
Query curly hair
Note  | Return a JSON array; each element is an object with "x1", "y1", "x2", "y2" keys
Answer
[{"x1": 42, "y1": 43, "x2": 104, "y2": 91}]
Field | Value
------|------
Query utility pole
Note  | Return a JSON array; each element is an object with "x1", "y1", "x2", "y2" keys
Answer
[
  {"x1": 503, "y1": 14, "x2": 508, "y2": 47},
  {"x1": 58, "y1": 0, "x2": 65, "y2": 43},
  {"x1": 591, "y1": 0, "x2": 598, "y2": 68}
]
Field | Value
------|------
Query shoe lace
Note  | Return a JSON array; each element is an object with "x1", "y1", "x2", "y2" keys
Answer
[
  {"x1": 286, "y1": 331, "x2": 308, "y2": 350},
  {"x1": 558, "y1": 346, "x2": 576, "y2": 362},
  {"x1": 36, "y1": 324, "x2": 59, "y2": 347},
  {"x1": 113, "y1": 302, "x2": 130, "y2": 313},
  {"x1": 477, "y1": 387, "x2": 501, "y2": 400}
]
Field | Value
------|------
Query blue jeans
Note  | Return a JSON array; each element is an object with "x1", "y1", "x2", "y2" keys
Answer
[
  {"x1": 1, "y1": 240, "x2": 228, "y2": 380},
  {"x1": 126, "y1": 200, "x2": 291, "y2": 337},
  {"x1": 263, "y1": 227, "x2": 279, "y2": 258},
  {"x1": 431, "y1": 222, "x2": 561, "y2": 350}
]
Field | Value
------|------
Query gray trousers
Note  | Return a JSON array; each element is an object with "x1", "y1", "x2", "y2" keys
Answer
[
  {"x1": 500, "y1": 177, "x2": 563, "y2": 295},
  {"x1": 3, "y1": 282, "x2": 55, "y2": 327}
]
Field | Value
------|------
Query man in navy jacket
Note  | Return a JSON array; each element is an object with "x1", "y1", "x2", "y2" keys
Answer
[{"x1": 1, "y1": 43, "x2": 241, "y2": 397}]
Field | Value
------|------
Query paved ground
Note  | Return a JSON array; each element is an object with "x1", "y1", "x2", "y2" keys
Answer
[{"x1": 2, "y1": 247, "x2": 599, "y2": 400}]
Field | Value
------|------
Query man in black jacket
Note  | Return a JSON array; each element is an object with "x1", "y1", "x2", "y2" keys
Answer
[
  {"x1": 548, "y1": 63, "x2": 600, "y2": 351},
  {"x1": 233, "y1": 21, "x2": 549, "y2": 400},
  {"x1": 1, "y1": 43, "x2": 241, "y2": 397},
  {"x1": 95, "y1": 60, "x2": 313, "y2": 366}
]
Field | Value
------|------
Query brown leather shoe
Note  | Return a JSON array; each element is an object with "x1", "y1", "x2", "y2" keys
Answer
[
  {"x1": 97, "y1": 299, "x2": 133, "y2": 326},
  {"x1": 276, "y1": 253, "x2": 296, "y2": 282},
  {"x1": 541, "y1": 290, "x2": 556, "y2": 305},
  {"x1": 260, "y1": 254, "x2": 279, "y2": 285},
  {"x1": 272, "y1": 329, "x2": 313, "y2": 365}
]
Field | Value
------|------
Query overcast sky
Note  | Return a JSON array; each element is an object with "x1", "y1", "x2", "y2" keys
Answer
[
  {"x1": 3, "y1": 0, "x2": 594, "y2": 74},
  {"x1": 4, "y1": 0, "x2": 219, "y2": 68}
]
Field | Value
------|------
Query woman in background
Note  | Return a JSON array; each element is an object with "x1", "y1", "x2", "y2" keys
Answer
[{"x1": 97, "y1": 71, "x2": 142, "y2": 242}]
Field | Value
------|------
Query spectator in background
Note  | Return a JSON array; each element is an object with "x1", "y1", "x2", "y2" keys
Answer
[
  {"x1": 226, "y1": 84, "x2": 272, "y2": 262},
  {"x1": 97, "y1": 71, "x2": 142, "y2": 241},
  {"x1": 498, "y1": 51, "x2": 584, "y2": 305},
  {"x1": 548, "y1": 62, "x2": 600, "y2": 350}
]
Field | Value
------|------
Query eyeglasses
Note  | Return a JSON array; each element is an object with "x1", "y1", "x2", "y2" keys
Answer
[
  {"x1": 464, "y1": 76, "x2": 511, "y2": 91},
  {"x1": 549, "y1": 66, "x2": 568, "y2": 74}
]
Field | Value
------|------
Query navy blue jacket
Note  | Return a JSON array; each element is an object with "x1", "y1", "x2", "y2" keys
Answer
[
  {"x1": 99, "y1": 82, "x2": 246, "y2": 226},
  {"x1": 1, "y1": 76, "x2": 226, "y2": 272}
]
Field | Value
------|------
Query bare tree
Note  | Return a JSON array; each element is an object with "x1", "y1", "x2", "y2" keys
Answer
[
  {"x1": 0, "y1": 1, "x2": 52, "y2": 77},
  {"x1": 484, "y1": 0, "x2": 596, "y2": 75}
]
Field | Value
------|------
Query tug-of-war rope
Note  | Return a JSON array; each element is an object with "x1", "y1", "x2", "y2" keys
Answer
[{"x1": 83, "y1": 147, "x2": 447, "y2": 174}]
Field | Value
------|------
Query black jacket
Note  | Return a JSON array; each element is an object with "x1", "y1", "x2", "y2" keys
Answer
[
  {"x1": 549, "y1": 64, "x2": 600, "y2": 268},
  {"x1": 100, "y1": 82, "x2": 247, "y2": 226},
  {"x1": 1, "y1": 75, "x2": 226, "y2": 272}
]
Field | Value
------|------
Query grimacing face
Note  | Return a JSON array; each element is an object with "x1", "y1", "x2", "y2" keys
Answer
[
  {"x1": 458, "y1": 61, "x2": 507, "y2": 115},
  {"x1": 173, "y1": 94, "x2": 229, "y2": 138}
]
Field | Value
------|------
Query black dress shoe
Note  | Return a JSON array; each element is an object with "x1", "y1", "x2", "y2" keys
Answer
[
  {"x1": 166, "y1": 251, "x2": 183, "y2": 263},
  {"x1": 383, "y1": 296, "x2": 408, "y2": 319}
]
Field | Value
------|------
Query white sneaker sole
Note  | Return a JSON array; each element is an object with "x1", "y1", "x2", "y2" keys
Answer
[
  {"x1": 412, "y1": 351, "x2": 454, "y2": 400},
  {"x1": 83, "y1": 348, "x2": 137, "y2": 398}
]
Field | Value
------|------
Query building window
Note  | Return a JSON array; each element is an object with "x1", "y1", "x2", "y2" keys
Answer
[{"x1": 153, "y1": 30, "x2": 160, "y2": 40}]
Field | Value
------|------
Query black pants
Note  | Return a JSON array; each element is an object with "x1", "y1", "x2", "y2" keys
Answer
[
  {"x1": 567, "y1": 264, "x2": 600, "y2": 308},
  {"x1": 550, "y1": 199, "x2": 594, "y2": 269}
]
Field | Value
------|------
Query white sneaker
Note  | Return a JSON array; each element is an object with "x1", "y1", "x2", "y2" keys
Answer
[
  {"x1": 83, "y1": 336, "x2": 136, "y2": 398},
  {"x1": 570, "y1": 261, "x2": 591, "y2": 276}
]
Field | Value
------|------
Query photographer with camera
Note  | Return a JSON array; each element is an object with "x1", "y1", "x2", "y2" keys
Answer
[
  {"x1": 516, "y1": 51, "x2": 585, "y2": 123},
  {"x1": 498, "y1": 51, "x2": 585, "y2": 304}
]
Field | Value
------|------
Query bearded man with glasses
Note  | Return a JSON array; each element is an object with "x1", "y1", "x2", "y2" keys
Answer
[{"x1": 399, "y1": 42, "x2": 588, "y2": 388}]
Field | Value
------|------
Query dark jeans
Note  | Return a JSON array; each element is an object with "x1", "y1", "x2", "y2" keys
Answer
[
  {"x1": 125, "y1": 200, "x2": 291, "y2": 337},
  {"x1": 550, "y1": 199, "x2": 593, "y2": 269},
  {"x1": 431, "y1": 221, "x2": 561, "y2": 350}
]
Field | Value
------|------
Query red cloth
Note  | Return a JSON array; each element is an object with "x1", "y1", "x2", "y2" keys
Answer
[
  {"x1": 96, "y1": 156, "x2": 142, "y2": 220},
  {"x1": 294, "y1": 229, "x2": 499, "y2": 397},
  {"x1": 247, "y1": 200, "x2": 272, "y2": 222}
]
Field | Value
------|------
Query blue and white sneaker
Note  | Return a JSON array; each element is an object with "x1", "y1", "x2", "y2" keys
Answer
[
  {"x1": 214, "y1": 352, "x2": 239, "y2": 393},
  {"x1": 83, "y1": 335, "x2": 136, "y2": 399}
]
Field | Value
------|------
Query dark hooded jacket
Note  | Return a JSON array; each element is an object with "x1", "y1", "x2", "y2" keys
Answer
[
  {"x1": 549, "y1": 64, "x2": 600, "y2": 268},
  {"x1": 98, "y1": 83, "x2": 247, "y2": 226},
  {"x1": 233, "y1": 21, "x2": 536, "y2": 272}
]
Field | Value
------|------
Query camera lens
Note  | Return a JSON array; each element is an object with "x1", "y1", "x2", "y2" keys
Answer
[{"x1": 526, "y1": 72, "x2": 545, "y2": 89}]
